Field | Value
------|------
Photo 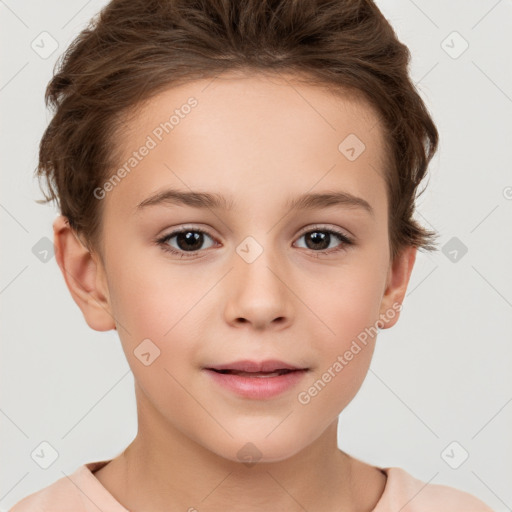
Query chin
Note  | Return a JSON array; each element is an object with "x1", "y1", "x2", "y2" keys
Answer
[{"x1": 207, "y1": 432, "x2": 312, "y2": 466}]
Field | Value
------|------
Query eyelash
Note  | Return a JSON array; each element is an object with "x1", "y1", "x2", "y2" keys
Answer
[{"x1": 155, "y1": 225, "x2": 354, "y2": 259}]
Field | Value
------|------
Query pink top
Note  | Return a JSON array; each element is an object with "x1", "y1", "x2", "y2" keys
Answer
[{"x1": 9, "y1": 459, "x2": 494, "y2": 511}]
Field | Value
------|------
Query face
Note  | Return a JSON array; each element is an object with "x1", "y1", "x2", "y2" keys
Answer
[{"x1": 61, "y1": 71, "x2": 413, "y2": 464}]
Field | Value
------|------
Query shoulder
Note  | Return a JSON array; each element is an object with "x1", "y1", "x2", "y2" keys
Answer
[
  {"x1": 9, "y1": 472, "x2": 84, "y2": 512},
  {"x1": 8, "y1": 460, "x2": 126, "y2": 512},
  {"x1": 375, "y1": 466, "x2": 494, "y2": 512}
]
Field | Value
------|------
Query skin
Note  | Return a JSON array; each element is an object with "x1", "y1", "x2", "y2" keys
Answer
[{"x1": 53, "y1": 70, "x2": 417, "y2": 512}]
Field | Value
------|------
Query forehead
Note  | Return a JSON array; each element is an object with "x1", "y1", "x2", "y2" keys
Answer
[{"x1": 104, "y1": 70, "x2": 388, "y2": 220}]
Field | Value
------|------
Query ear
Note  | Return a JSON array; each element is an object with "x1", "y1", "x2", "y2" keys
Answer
[
  {"x1": 53, "y1": 215, "x2": 116, "y2": 331},
  {"x1": 378, "y1": 245, "x2": 417, "y2": 329}
]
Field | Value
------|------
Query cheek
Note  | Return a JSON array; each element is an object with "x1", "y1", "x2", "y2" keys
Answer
[
  {"x1": 107, "y1": 249, "x2": 204, "y2": 339},
  {"x1": 296, "y1": 260, "x2": 385, "y2": 412},
  {"x1": 298, "y1": 305, "x2": 378, "y2": 424},
  {"x1": 105, "y1": 254, "x2": 211, "y2": 390},
  {"x1": 307, "y1": 258, "x2": 387, "y2": 348},
  {"x1": 299, "y1": 345, "x2": 375, "y2": 431}
]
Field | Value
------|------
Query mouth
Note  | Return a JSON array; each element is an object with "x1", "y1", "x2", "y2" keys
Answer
[
  {"x1": 204, "y1": 359, "x2": 309, "y2": 374},
  {"x1": 207, "y1": 368, "x2": 300, "y2": 378},
  {"x1": 202, "y1": 360, "x2": 310, "y2": 399}
]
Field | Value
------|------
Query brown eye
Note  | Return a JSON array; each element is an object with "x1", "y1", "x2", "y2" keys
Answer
[
  {"x1": 303, "y1": 231, "x2": 331, "y2": 250},
  {"x1": 174, "y1": 231, "x2": 205, "y2": 251},
  {"x1": 156, "y1": 228, "x2": 216, "y2": 258},
  {"x1": 294, "y1": 227, "x2": 354, "y2": 255}
]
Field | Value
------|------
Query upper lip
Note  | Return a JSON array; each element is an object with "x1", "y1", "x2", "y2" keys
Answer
[{"x1": 205, "y1": 359, "x2": 307, "y2": 372}]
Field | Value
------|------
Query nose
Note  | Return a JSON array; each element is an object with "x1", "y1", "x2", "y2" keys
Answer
[{"x1": 223, "y1": 244, "x2": 294, "y2": 332}]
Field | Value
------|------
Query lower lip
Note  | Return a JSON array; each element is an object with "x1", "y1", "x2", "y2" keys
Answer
[{"x1": 204, "y1": 369, "x2": 308, "y2": 399}]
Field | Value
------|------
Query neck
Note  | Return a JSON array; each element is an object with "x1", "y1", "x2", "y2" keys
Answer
[{"x1": 94, "y1": 383, "x2": 385, "y2": 512}]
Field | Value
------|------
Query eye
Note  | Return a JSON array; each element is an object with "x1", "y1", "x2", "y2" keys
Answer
[
  {"x1": 294, "y1": 226, "x2": 354, "y2": 256},
  {"x1": 155, "y1": 225, "x2": 354, "y2": 259},
  {"x1": 156, "y1": 228, "x2": 216, "y2": 258}
]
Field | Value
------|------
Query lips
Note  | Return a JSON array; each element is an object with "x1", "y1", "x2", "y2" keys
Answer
[
  {"x1": 205, "y1": 359, "x2": 307, "y2": 375},
  {"x1": 211, "y1": 369, "x2": 293, "y2": 377},
  {"x1": 203, "y1": 360, "x2": 309, "y2": 399}
]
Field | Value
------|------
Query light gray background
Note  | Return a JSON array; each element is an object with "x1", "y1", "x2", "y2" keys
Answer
[{"x1": 1, "y1": 0, "x2": 511, "y2": 510}]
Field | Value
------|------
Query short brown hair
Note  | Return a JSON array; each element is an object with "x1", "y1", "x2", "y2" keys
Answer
[{"x1": 36, "y1": 0, "x2": 439, "y2": 263}]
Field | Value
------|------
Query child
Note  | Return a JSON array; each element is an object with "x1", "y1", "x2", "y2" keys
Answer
[{"x1": 10, "y1": 0, "x2": 494, "y2": 510}]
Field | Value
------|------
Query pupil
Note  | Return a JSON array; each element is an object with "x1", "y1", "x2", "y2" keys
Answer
[
  {"x1": 306, "y1": 231, "x2": 329, "y2": 250},
  {"x1": 177, "y1": 231, "x2": 203, "y2": 251}
]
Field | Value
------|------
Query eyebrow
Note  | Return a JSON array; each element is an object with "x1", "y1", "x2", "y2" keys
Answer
[
  {"x1": 135, "y1": 188, "x2": 374, "y2": 216},
  {"x1": 286, "y1": 191, "x2": 374, "y2": 216},
  {"x1": 136, "y1": 189, "x2": 234, "y2": 212}
]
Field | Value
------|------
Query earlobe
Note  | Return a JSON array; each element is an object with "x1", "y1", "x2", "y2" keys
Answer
[
  {"x1": 378, "y1": 246, "x2": 417, "y2": 329},
  {"x1": 53, "y1": 215, "x2": 116, "y2": 331}
]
